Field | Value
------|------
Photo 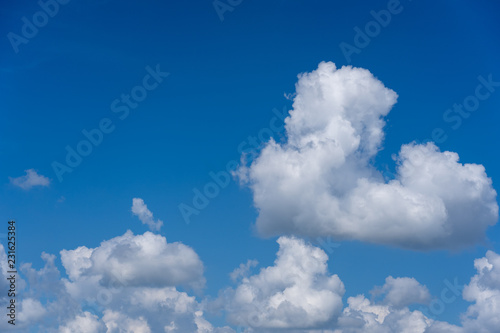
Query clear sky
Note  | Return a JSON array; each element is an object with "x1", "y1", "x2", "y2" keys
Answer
[{"x1": 1, "y1": 0, "x2": 500, "y2": 332}]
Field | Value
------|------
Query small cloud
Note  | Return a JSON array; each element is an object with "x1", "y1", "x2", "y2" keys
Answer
[
  {"x1": 230, "y1": 259, "x2": 258, "y2": 282},
  {"x1": 131, "y1": 198, "x2": 163, "y2": 232},
  {"x1": 57, "y1": 196, "x2": 66, "y2": 203},
  {"x1": 9, "y1": 169, "x2": 50, "y2": 190}
]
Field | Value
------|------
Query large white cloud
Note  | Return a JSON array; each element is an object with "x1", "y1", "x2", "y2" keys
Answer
[
  {"x1": 2, "y1": 235, "x2": 500, "y2": 332},
  {"x1": 0, "y1": 231, "x2": 233, "y2": 333},
  {"x1": 222, "y1": 236, "x2": 345, "y2": 330},
  {"x1": 223, "y1": 246, "x2": 500, "y2": 333},
  {"x1": 237, "y1": 61, "x2": 498, "y2": 250},
  {"x1": 220, "y1": 237, "x2": 479, "y2": 333}
]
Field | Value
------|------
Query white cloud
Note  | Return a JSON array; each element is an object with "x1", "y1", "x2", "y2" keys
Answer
[
  {"x1": 59, "y1": 312, "x2": 104, "y2": 333},
  {"x1": 60, "y1": 230, "x2": 205, "y2": 292},
  {"x1": 9, "y1": 169, "x2": 50, "y2": 190},
  {"x1": 461, "y1": 250, "x2": 500, "y2": 332},
  {"x1": 230, "y1": 259, "x2": 258, "y2": 282},
  {"x1": 237, "y1": 61, "x2": 498, "y2": 250},
  {"x1": 0, "y1": 232, "x2": 232, "y2": 333},
  {"x1": 222, "y1": 236, "x2": 345, "y2": 330},
  {"x1": 338, "y1": 294, "x2": 463, "y2": 333},
  {"x1": 18, "y1": 298, "x2": 46, "y2": 323},
  {"x1": 103, "y1": 310, "x2": 152, "y2": 333},
  {"x1": 132, "y1": 198, "x2": 164, "y2": 231},
  {"x1": 3, "y1": 232, "x2": 500, "y2": 333},
  {"x1": 371, "y1": 276, "x2": 431, "y2": 308}
]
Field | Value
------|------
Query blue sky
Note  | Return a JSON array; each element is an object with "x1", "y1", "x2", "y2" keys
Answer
[{"x1": 1, "y1": 0, "x2": 500, "y2": 332}]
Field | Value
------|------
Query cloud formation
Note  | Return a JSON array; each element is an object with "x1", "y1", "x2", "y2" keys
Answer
[
  {"x1": 9, "y1": 169, "x2": 50, "y2": 190},
  {"x1": 371, "y1": 276, "x2": 431, "y2": 308},
  {"x1": 222, "y1": 239, "x2": 500, "y2": 333},
  {"x1": 132, "y1": 198, "x2": 164, "y2": 231},
  {"x1": 237, "y1": 62, "x2": 498, "y2": 250},
  {"x1": 0, "y1": 232, "x2": 231, "y2": 333},
  {"x1": 60, "y1": 230, "x2": 205, "y2": 291},
  {"x1": 222, "y1": 236, "x2": 345, "y2": 330},
  {"x1": 461, "y1": 250, "x2": 500, "y2": 332},
  {"x1": 2, "y1": 235, "x2": 500, "y2": 332}
]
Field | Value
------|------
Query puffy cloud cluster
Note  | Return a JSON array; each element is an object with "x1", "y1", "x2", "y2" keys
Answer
[
  {"x1": 222, "y1": 236, "x2": 345, "y2": 329},
  {"x1": 461, "y1": 251, "x2": 500, "y2": 332},
  {"x1": 237, "y1": 61, "x2": 498, "y2": 250},
  {"x1": 0, "y1": 232, "x2": 231, "y2": 333},
  {"x1": 60, "y1": 230, "x2": 204, "y2": 291},
  {"x1": 2, "y1": 62, "x2": 499, "y2": 332},
  {"x1": 132, "y1": 198, "x2": 164, "y2": 231},
  {"x1": 223, "y1": 239, "x2": 500, "y2": 333},
  {"x1": 2, "y1": 234, "x2": 500, "y2": 332},
  {"x1": 9, "y1": 169, "x2": 50, "y2": 190},
  {"x1": 370, "y1": 276, "x2": 431, "y2": 308}
]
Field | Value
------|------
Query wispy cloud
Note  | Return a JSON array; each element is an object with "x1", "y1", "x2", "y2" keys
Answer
[
  {"x1": 131, "y1": 198, "x2": 164, "y2": 231},
  {"x1": 9, "y1": 169, "x2": 50, "y2": 190}
]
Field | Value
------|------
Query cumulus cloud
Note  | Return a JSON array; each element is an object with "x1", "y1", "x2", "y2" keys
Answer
[
  {"x1": 222, "y1": 236, "x2": 345, "y2": 330},
  {"x1": 230, "y1": 259, "x2": 258, "y2": 282},
  {"x1": 0, "y1": 231, "x2": 233, "y2": 333},
  {"x1": 220, "y1": 237, "x2": 483, "y2": 333},
  {"x1": 132, "y1": 198, "x2": 164, "y2": 231},
  {"x1": 371, "y1": 276, "x2": 431, "y2": 308},
  {"x1": 237, "y1": 61, "x2": 498, "y2": 250},
  {"x1": 59, "y1": 312, "x2": 104, "y2": 333},
  {"x1": 461, "y1": 250, "x2": 500, "y2": 332},
  {"x1": 2, "y1": 232, "x2": 500, "y2": 333},
  {"x1": 337, "y1": 294, "x2": 463, "y2": 333},
  {"x1": 9, "y1": 169, "x2": 50, "y2": 190},
  {"x1": 60, "y1": 230, "x2": 205, "y2": 291},
  {"x1": 337, "y1": 251, "x2": 500, "y2": 333}
]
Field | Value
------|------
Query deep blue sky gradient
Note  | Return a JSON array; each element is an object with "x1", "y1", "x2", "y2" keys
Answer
[{"x1": 1, "y1": 0, "x2": 499, "y2": 326}]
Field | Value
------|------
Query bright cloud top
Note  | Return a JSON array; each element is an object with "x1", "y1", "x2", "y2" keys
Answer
[
  {"x1": 371, "y1": 276, "x2": 431, "y2": 308},
  {"x1": 237, "y1": 61, "x2": 498, "y2": 250},
  {"x1": 9, "y1": 169, "x2": 50, "y2": 190},
  {"x1": 223, "y1": 236, "x2": 345, "y2": 329},
  {"x1": 2, "y1": 236, "x2": 500, "y2": 332},
  {"x1": 60, "y1": 230, "x2": 205, "y2": 291},
  {"x1": 0, "y1": 232, "x2": 233, "y2": 333},
  {"x1": 132, "y1": 198, "x2": 164, "y2": 231}
]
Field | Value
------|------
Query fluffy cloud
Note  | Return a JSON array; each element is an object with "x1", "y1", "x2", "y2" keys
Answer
[
  {"x1": 222, "y1": 236, "x2": 345, "y2": 330},
  {"x1": 2, "y1": 233, "x2": 500, "y2": 332},
  {"x1": 9, "y1": 169, "x2": 50, "y2": 190},
  {"x1": 219, "y1": 237, "x2": 477, "y2": 333},
  {"x1": 0, "y1": 231, "x2": 233, "y2": 333},
  {"x1": 60, "y1": 230, "x2": 205, "y2": 293},
  {"x1": 337, "y1": 294, "x2": 463, "y2": 333},
  {"x1": 59, "y1": 312, "x2": 104, "y2": 333},
  {"x1": 237, "y1": 61, "x2": 498, "y2": 250},
  {"x1": 371, "y1": 276, "x2": 431, "y2": 308},
  {"x1": 132, "y1": 198, "x2": 164, "y2": 231},
  {"x1": 461, "y1": 250, "x2": 500, "y2": 332},
  {"x1": 337, "y1": 250, "x2": 500, "y2": 333}
]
